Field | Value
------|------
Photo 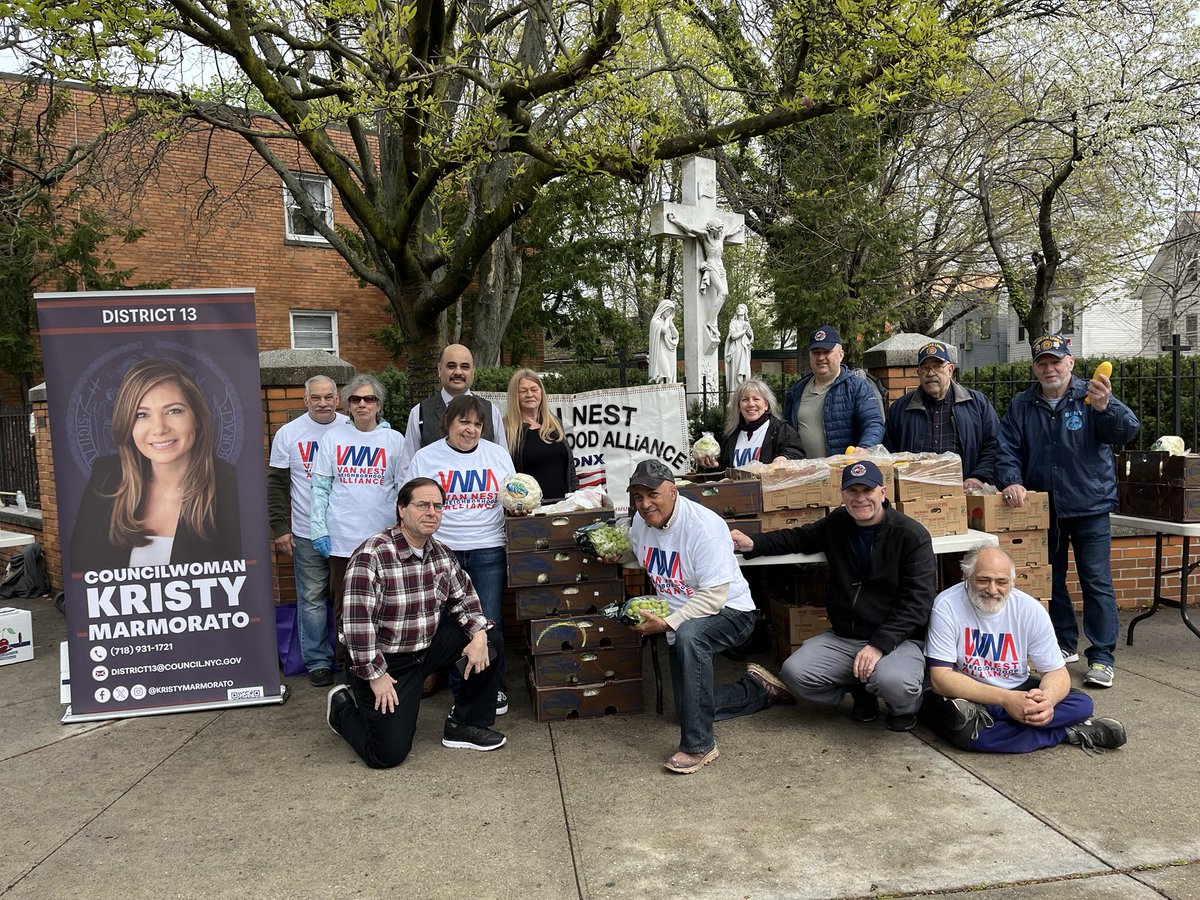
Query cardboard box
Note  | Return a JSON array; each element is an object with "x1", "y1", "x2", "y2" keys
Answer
[
  {"x1": 0, "y1": 607, "x2": 33, "y2": 666},
  {"x1": 893, "y1": 456, "x2": 964, "y2": 502},
  {"x1": 896, "y1": 495, "x2": 968, "y2": 537},
  {"x1": 767, "y1": 599, "x2": 829, "y2": 646},
  {"x1": 760, "y1": 507, "x2": 828, "y2": 531},
  {"x1": 996, "y1": 529, "x2": 1049, "y2": 567},
  {"x1": 966, "y1": 492, "x2": 1051, "y2": 533},
  {"x1": 1014, "y1": 564, "x2": 1052, "y2": 599},
  {"x1": 761, "y1": 478, "x2": 836, "y2": 512}
]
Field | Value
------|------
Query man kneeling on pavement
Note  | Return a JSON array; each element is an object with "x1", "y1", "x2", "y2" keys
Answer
[
  {"x1": 325, "y1": 477, "x2": 506, "y2": 767},
  {"x1": 730, "y1": 459, "x2": 934, "y2": 731},
  {"x1": 921, "y1": 545, "x2": 1126, "y2": 753}
]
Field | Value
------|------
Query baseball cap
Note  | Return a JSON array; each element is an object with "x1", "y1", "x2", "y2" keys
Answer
[
  {"x1": 917, "y1": 341, "x2": 953, "y2": 365},
  {"x1": 1031, "y1": 333, "x2": 1070, "y2": 359},
  {"x1": 808, "y1": 325, "x2": 842, "y2": 351},
  {"x1": 841, "y1": 460, "x2": 884, "y2": 490},
  {"x1": 628, "y1": 459, "x2": 676, "y2": 491}
]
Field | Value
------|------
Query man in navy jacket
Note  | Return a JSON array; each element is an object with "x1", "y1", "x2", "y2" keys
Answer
[
  {"x1": 995, "y1": 334, "x2": 1140, "y2": 689},
  {"x1": 782, "y1": 325, "x2": 885, "y2": 457},
  {"x1": 885, "y1": 341, "x2": 1000, "y2": 489}
]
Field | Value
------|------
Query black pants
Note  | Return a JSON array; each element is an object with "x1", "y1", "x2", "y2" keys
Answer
[{"x1": 337, "y1": 619, "x2": 501, "y2": 769}]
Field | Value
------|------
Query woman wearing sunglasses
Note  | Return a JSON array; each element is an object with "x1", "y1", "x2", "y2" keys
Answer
[{"x1": 309, "y1": 374, "x2": 407, "y2": 628}]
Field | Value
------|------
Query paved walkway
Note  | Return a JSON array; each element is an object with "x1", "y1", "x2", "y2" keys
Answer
[{"x1": 3, "y1": 595, "x2": 1199, "y2": 899}]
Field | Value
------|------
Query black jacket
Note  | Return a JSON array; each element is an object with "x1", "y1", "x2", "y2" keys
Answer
[
  {"x1": 69, "y1": 455, "x2": 243, "y2": 571},
  {"x1": 710, "y1": 414, "x2": 806, "y2": 470},
  {"x1": 746, "y1": 502, "x2": 935, "y2": 652}
]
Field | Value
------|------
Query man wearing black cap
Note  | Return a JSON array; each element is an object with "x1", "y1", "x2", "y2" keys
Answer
[
  {"x1": 782, "y1": 325, "x2": 885, "y2": 458},
  {"x1": 884, "y1": 340, "x2": 1001, "y2": 489},
  {"x1": 996, "y1": 334, "x2": 1139, "y2": 689},
  {"x1": 730, "y1": 459, "x2": 936, "y2": 730},
  {"x1": 621, "y1": 459, "x2": 787, "y2": 774}
]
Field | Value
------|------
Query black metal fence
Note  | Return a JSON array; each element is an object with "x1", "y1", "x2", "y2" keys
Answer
[{"x1": 0, "y1": 404, "x2": 39, "y2": 509}]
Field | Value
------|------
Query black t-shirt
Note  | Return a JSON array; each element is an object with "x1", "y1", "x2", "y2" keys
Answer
[{"x1": 517, "y1": 424, "x2": 571, "y2": 501}]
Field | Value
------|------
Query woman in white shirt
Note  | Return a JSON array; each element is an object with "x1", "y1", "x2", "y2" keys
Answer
[{"x1": 407, "y1": 394, "x2": 514, "y2": 714}]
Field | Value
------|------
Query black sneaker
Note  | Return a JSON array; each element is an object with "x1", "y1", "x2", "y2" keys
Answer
[
  {"x1": 326, "y1": 685, "x2": 353, "y2": 735},
  {"x1": 442, "y1": 718, "x2": 507, "y2": 751},
  {"x1": 308, "y1": 667, "x2": 334, "y2": 687},
  {"x1": 1065, "y1": 717, "x2": 1127, "y2": 753},
  {"x1": 886, "y1": 712, "x2": 918, "y2": 733},
  {"x1": 849, "y1": 685, "x2": 878, "y2": 723}
]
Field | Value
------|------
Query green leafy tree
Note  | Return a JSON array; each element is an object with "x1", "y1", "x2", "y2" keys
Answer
[{"x1": 3, "y1": 0, "x2": 999, "y2": 391}]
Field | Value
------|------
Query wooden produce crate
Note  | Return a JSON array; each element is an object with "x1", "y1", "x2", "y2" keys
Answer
[
  {"x1": 676, "y1": 479, "x2": 763, "y2": 518},
  {"x1": 896, "y1": 495, "x2": 968, "y2": 537},
  {"x1": 513, "y1": 581, "x2": 626, "y2": 620},
  {"x1": 995, "y1": 529, "x2": 1049, "y2": 567},
  {"x1": 527, "y1": 615, "x2": 641, "y2": 655},
  {"x1": 721, "y1": 517, "x2": 762, "y2": 537},
  {"x1": 506, "y1": 548, "x2": 622, "y2": 587},
  {"x1": 966, "y1": 492, "x2": 1050, "y2": 533},
  {"x1": 505, "y1": 508, "x2": 617, "y2": 552},
  {"x1": 1118, "y1": 482, "x2": 1200, "y2": 523},
  {"x1": 526, "y1": 670, "x2": 644, "y2": 722},
  {"x1": 1118, "y1": 451, "x2": 1200, "y2": 488},
  {"x1": 528, "y1": 646, "x2": 643, "y2": 687}
]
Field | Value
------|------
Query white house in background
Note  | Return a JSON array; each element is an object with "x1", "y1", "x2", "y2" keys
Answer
[
  {"x1": 937, "y1": 277, "x2": 1142, "y2": 370},
  {"x1": 1137, "y1": 212, "x2": 1200, "y2": 356}
]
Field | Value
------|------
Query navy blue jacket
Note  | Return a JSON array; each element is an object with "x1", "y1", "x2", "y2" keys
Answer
[
  {"x1": 995, "y1": 376, "x2": 1140, "y2": 518},
  {"x1": 782, "y1": 367, "x2": 885, "y2": 456},
  {"x1": 884, "y1": 382, "x2": 1000, "y2": 484}
]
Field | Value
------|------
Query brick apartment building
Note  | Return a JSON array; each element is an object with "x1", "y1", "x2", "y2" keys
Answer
[{"x1": 3, "y1": 77, "x2": 396, "y2": 403}]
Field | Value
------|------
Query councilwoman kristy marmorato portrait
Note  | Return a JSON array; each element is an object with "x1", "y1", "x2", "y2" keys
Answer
[{"x1": 69, "y1": 357, "x2": 242, "y2": 571}]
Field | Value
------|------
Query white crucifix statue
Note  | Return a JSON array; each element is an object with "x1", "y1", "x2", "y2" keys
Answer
[{"x1": 651, "y1": 156, "x2": 745, "y2": 404}]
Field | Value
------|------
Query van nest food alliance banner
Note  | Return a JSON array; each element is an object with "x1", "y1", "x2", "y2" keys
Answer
[
  {"x1": 480, "y1": 383, "x2": 689, "y2": 513},
  {"x1": 37, "y1": 288, "x2": 282, "y2": 722}
]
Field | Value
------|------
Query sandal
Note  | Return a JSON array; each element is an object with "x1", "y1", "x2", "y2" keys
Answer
[{"x1": 663, "y1": 746, "x2": 719, "y2": 774}]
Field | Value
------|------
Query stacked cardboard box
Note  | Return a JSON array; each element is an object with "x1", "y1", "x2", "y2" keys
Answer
[
  {"x1": 1116, "y1": 451, "x2": 1200, "y2": 522},
  {"x1": 893, "y1": 455, "x2": 967, "y2": 537},
  {"x1": 966, "y1": 492, "x2": 1052, "y2": 599},
  {"x1": 505, "y1": 510, "x2": 641, "y2": 721}
]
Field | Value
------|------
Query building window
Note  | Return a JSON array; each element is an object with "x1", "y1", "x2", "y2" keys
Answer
[
  {"x1": 979, "y1": 317, "x2": 992, "y2": 340},
  {"x1": 1018, "y1": 323, "x2": 1026, "y2": 342},
  {"x1": 291, "y1": 310, "x2": 338, "y2": 354},
  {"x1": 1158, "y1": 316, "x2": 1172, "y2": 346},
  {"x1": 283, "y1": 174, "x2": 332, "y2": 243},
  {"x1": 1188, "y1": 314, "x2": 1198, "y2": 348},
  {"x1": 1060, "y1": 301, "x2": 1075, "y2": 334}
]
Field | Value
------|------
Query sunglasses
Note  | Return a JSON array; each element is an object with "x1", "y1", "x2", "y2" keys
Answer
[{"x1": 348, "y1": 395, "x2": 379, "y2": 404}]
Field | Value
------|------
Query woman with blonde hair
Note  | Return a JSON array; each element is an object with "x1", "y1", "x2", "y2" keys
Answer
[
  {"x1": 69, "y1": 358, "x2": 241, "y2": 569},
  {"x1": 503, "y1": 369, "x2": 578, "y2": 501},
  {"x1": 696, "y1": 377, "x2": 805, "y2": 471}
]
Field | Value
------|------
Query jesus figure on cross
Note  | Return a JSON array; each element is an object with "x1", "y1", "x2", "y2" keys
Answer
[{"x1": 666, "y1": 212, "x2": 744, "y2": 350}]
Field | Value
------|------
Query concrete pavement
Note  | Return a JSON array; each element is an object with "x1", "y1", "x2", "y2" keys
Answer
[{"x1": 3, "y1": 595, "x2": 1199, "y2": 899}]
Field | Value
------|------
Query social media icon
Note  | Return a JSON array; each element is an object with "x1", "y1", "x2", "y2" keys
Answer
[
  {"x1": 94, "y1": 688, "x2": 111, "y2": 703},
  {"x1": 131, "y1": 684, "x2": 147, "y2": 700},
  {"x1": 113, "y1": 686, "x2": 129, "y2": 701}
]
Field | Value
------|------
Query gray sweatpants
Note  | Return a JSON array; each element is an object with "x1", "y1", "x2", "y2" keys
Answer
[{"x1": 779, "y1": 631, "x2": 925, "y2": 715}]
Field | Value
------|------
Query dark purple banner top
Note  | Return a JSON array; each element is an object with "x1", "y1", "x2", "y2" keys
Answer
[{"x1": 37, "y1": 288, "x2": 282, "y2": 719}]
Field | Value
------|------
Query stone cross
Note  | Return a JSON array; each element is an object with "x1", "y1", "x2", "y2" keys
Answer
[{"x1": 651, "y1": 157, "x2": 745, "y2": 405}]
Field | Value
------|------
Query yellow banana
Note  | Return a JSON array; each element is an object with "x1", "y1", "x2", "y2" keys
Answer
[{"x1": 1085, "y1": 360, "x2": 1112, "y2": 404}]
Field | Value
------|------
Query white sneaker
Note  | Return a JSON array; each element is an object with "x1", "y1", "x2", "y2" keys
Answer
[{"x1": 1061, "y1": 647, "x2": 1079, "y2": 664}]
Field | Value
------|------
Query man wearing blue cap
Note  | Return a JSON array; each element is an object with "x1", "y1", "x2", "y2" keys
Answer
[
  {"x1": 996, "y1": 334, "x2": 1140, "y2": 689},
  {"x1": 884, "y1": 341, "x2": 1000, "y2": 489},
  {"x1": 782, "y1": 325, "x2": 885, "y2": 457},
  {"x1": 731, "y1": 459, "x2": 936, "y2": 730}
]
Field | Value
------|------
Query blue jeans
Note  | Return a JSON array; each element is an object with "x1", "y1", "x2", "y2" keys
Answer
[
  {"x1": 453, "y1": 546, "x2": 507, "y2": 685},
  {"x1": 668, "y1": 607, "x2": 756, "y2": 754},
  {"x1": 294, "y1": 536, "x2": 334, "y2": 672},
  {"x1": 1049, "y1": 510, "x2": 1118, "y2": 666}
]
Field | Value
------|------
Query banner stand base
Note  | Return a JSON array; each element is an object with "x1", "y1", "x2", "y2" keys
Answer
[{"x1": 62, "y1": 687, "x2": 287, "y2": 724}]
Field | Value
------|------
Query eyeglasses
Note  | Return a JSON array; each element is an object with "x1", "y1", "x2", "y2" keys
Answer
[
  {"x1": 409, "y1": 501, "x2": 444, "y2": 512},
  {"x1": 348, "y1": 395, "x2": 379, "y2": 404}
]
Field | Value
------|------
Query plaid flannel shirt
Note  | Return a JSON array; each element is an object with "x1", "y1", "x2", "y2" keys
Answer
[{"x1": 341, "y1": 525, "x2": 488, "y2": 680}]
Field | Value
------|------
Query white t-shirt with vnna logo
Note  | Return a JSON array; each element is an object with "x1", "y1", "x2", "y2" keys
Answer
[
  {"x1": 269, "y1": 412, "x2": 350, "y2": 539},
  {"x1": 631, "y1": 495, "x2": 755, "y2": 617},
  {"x1": 731, "y1": 424, "x2": 769, "y2": 468},
  {"x1": 312, "y1": 422, "x2": 407, "y2": 557},
  {"x1": 405, "y1": 438, "x2": 513, "y2": 551},
  {"x1": 925, "y1": 583, "x2": 1063, "y2": 689}
]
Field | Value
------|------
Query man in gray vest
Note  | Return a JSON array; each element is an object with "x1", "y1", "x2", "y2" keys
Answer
[{"x1": 399, "y1": 344, "x2": 508, "y2": 471}]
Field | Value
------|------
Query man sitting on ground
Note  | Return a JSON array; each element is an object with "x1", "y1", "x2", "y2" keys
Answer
[
  {"x1": 325, "y1": 477, "x2": 506, "y2": 768},
  {"x1": 922, "y1": 545, "x2": 1126, "y2": 753}
]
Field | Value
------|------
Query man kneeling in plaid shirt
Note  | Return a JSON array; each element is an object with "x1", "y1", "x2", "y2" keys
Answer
[{"x1": 325, "y1": 476, "x2": 506, "y2": 767}]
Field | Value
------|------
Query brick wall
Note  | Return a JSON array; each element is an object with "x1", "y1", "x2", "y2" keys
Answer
[{"x1": 260, "y1": 384, "x2": 310, "y2": 605}]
